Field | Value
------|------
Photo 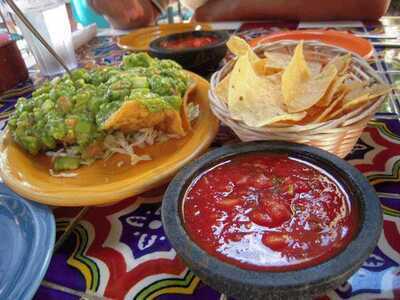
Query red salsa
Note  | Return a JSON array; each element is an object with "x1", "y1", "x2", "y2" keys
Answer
[
  {"x1": 161, "y1": 36, "x2": 218, "y2": 49},
  {"x1": 182, "y1": 154, "x2": 358, "y2": 271}
]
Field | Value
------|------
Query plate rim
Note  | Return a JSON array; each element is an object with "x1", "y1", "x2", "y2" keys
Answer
[
  {"x1": 0, "y1": 185, "x2": 55, "y2": 300},
  {"x1": 0, "y1": 73, "x2": 219, "y2": 206},
  {"x1": 248, "y1": 29, "x2": 374, "y2": 58},
  {"x1": 117, "y1": 22, "x2": 212, "y2": 51}
]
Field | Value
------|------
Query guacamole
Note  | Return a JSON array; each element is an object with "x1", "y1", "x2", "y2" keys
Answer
[{"x1": 8, "y1": 53, "x2": 191, "y2": 172}]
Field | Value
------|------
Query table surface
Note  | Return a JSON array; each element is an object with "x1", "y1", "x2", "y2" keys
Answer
[{"x1": 1, "y1": 20, "x2": 400, "y2": 300}]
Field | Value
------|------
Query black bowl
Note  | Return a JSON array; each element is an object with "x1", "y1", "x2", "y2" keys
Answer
[
  {"x1": 149, "y1": 30, "x2": 229, "y2": 76},
  {"x1": 162, "y1": 141, "x2": 382, "y2": 300}
]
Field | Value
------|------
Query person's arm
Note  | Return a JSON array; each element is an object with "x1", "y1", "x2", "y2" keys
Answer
[
  {"x1": 88, "y1": 0, "x2": 164, "y2": 29},
  {"x1": 194, "y1": 0, "x2": 391, "y2": 22}
]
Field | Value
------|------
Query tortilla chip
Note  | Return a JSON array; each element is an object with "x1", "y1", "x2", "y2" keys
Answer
[
  {"x1": 158, "y1": 110, "x2": 186, "y2": 136},
  {"x1": 268, "y1": 120, "x2": 299, "y2": 127},
  {"x1": 325, "y1": 83, "x2": 389, "y2": 119},
  {"x1": 263, "y1": 52, "x2": 291, "y2": 69},
  {"x1": 325, "y1": 54, "x2": 352, "y2": 75},
  {"x1": 297, "y1": 106, "x2": 325, "y2": 124},
  {"x1": 342, "y1": 85, "x2": 369, "y2": 104},
  {"x1": 281, "y1": 41, "x2": 313, "y2": 109},
  {"x1": 264, "y1": 51, "x2": 322, "y2": 76},
  {"x1": 103, "y1": 101, "x2": 169, "y2": 132},
  {"x1": 252, "y1": 58, "x2": 270, "y2": 75},
  {"x1": 317, "y1": 74, "x2": 347, "y2": 107},
  {"x1": 367, "y1": 84, "x2": 394, "y2": 98},
  {"x1": 342, "y1": 83, "x2": 393, "y2": 112},
  {"x1": 288, "y1": 91, "x2": 344, "y2": 125},
  {"x1": 181, "y1": 82, "x2": 197, "y2": 131},
  {"x1": 342, "y1": 96, "x2": 370, "y2": 112},
  {"x1": 284, "y1": 63, "x2": 338, "y2": 113},
  {"x1": 223, "y1": 37, "x2": 390, "y2": 128},
  {"x1": 262, "y1": 52, "x2": 289, "y2": 75},
  {"x1": 312, "y1": 93, "x2": 345, "y2": 123},
  {"x1": 328, "y1": 81, "x2": 384, "y2": 120},
  {"x1": 341, "y1": 81, "x2": 367, "y2": 93},
  {"x1": 215, "y1": 74, "x2": 231, "y2": 103},
  {"x1": 228, "y1": 52, "x2": 306, "y2": 127},
  {"x1": 227, "y1": 35, "x2": 251, "y2": 56},
  {"x1": 103, "y1": 92, "x2": 194, "y2": 137},
  {"x1": 326, "y1": 106, "x2": 345, "y2": 120},
  {"x1": 227, "y1": 36, "x2": 267, "y2": 75}
]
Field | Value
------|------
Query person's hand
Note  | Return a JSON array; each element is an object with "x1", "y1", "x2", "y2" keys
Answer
[
  {"x1": 192, "y1": 0, "x2": 390, "y2": 22},
  {"x1": 193, "y1": 0, "x2": 237, "y2": 21},
  {"x1": 88, "y1": 0, "x2": 158, "y2": 29}
]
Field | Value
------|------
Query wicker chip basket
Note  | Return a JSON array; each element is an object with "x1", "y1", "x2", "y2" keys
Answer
[{"x1": 209, "y1": 40, "x2": 387, "y2": 158}]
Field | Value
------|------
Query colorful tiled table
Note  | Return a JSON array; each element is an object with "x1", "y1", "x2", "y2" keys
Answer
[{"x1": 1, "y1": 20, "x2": 400, "y2": 300}]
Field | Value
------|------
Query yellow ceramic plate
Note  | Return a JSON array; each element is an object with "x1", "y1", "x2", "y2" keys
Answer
[
  {"x1": 117, "y1": 23, "x2": 212, "y2": 51},
  {"x1": 0, "y1": 73, "x2": 219, "y2": 206}
]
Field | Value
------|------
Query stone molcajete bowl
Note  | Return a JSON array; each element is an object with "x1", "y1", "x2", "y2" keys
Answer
[
  {"x1": 149, "y1": 30, "x2": 229, "y2": 76},
  {"x1": 162, "y1": 141, "x2": 382, "y2": 300}
]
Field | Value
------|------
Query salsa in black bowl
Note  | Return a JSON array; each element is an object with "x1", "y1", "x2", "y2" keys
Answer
[
  {"x1": 162, "y1": 141, "x2": 382, "y2": 300},
  {"x1": 149, "y1": 30, "x2": 229, "y2": 76}
]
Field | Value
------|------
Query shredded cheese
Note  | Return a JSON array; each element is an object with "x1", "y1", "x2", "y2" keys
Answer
[
  {"x1": 188, "y1": 103, "x2": 200, "y2": 122},
  {"x1": 47, "y1": 104, "x2": 200, "y2": 177},
  {"x1": 49, "y1": 169, "x2": 78, "y2": 178}
]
